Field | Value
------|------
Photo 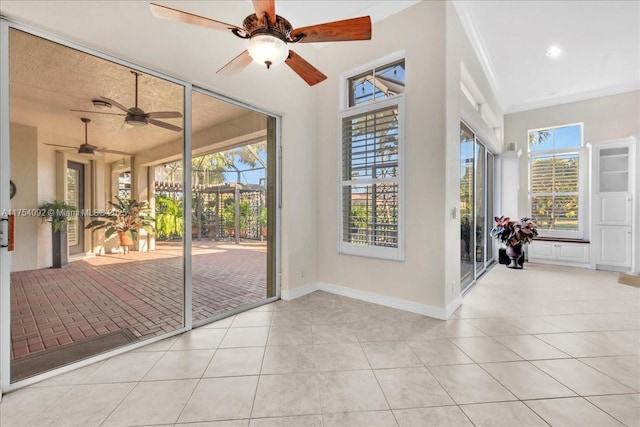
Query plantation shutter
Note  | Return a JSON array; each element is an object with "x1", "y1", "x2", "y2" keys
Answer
[
  {"x1": 530, "y1": 153, "x2": 579, "y2": 231},
  {"x1": 340, "y1": 96, "x2": 403, "y2": 259},
  {"x1": 341, "y1": 103, "x2": 399, "y2": 248}
]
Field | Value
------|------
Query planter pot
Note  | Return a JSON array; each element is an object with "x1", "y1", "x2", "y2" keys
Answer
[
  {"x1": 118, "y1": 231, "x2": 134, "y2": 246},
  {"x1": 51, "y1": 229, "x2": 68, "y2": 268},
  {"x1": 506, "y1": 244, "x2": 524, "y2": 269},
  {"x1": 118, "y1": 231, "x2": 134, "y2": 255}
]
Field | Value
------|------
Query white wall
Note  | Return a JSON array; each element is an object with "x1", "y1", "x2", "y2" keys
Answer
[
  {"x1": 504, "y1": 90, "x2": 640, "y2": 220},
  {"x1": 315, "y1": 1, "x2": 448, "y2": 315},
  {"x1": 313, "y1": 1, "x2": 501, "y2": 316},
  {"x1": 9, "y1": 123, "x2": 39, "y2": 272}
]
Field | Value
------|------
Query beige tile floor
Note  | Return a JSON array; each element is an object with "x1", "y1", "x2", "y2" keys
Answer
[{"x1": 1, "y1": 262, "x2": 639, "y2": 426}]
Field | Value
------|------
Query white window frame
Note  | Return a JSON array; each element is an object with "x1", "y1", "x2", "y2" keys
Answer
[
  {"x1": 338, "y1": 94, "x2": 405, "y2": 261},
  {"x1": 528, "y1": 122, "x2": 587, "y2": 240},
  {"x1": 339, "y1": 51, "x2": 405, "y2": 110}
]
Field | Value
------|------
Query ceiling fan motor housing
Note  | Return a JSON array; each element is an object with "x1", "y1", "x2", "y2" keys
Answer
[{"x1": 242, "y1": 13, "x2": 293, "y2": 41}]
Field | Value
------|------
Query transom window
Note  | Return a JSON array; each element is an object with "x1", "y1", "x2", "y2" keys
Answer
[
  {"x1": 340, "y1": 58, "x2": 405, "y2": 260},
  {"x1": 528, "y1": 123, "x2": 585, "y2": 238},
  {"x1": 348, "y1": 59, "x2": 405, "y2": 107}
]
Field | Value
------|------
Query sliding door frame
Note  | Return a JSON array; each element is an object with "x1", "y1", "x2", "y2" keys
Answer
[
  {"x1": 190, "y1": 86, "x2": 282, "y2": 328},
  {"x1": 460, "y1": 120, "x2": 496, "y2": 294},
  {"x1": 0, "y1": 18, "x2": 281, "y2": 394}
]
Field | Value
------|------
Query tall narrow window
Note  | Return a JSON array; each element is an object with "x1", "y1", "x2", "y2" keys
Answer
[
  {"x1": 339, "y1": 95, "x2": 404, "y2": 260},
  {"x1": 528, "y1": 123, "x2": 584, "y2": 238}
]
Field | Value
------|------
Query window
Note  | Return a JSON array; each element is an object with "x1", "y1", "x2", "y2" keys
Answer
[
  {"x1": 348, "y1": 59, "x2": 405, "y2": 107},
  {"x1": 339, "y1": 94, "x2": 404, "y2": 260},
  {"x1": 528, "y1": 123, "x2": 585, "y2": 238}
]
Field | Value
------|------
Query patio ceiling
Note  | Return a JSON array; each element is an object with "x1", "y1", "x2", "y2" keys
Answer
[{"x1": 9, "y1": 29, "x2": 255, "y2": 162}]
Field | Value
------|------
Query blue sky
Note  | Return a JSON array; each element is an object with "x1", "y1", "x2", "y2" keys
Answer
[{"x1": 530, "y1": 124, "x2": 581, "y2": 151}]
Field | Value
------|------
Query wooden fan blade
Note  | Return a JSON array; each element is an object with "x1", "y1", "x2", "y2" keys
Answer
[
  {"x1": 149, "y1": 118, "x2": 182, "y2": 132},
  {"x1": 252, "y1": 0, "x2": 275, "y2": 26},
  {"x1": 285, "y1": 50, "x2": 327, "y2": 86},
  {"x1": 150, "y1": 3, "x2": 242, "y2": 33},
  {"x1": 217, "y1": 50, "x2": 253, "y2": 76},
  {"x1": 70, "y1": 109, "x2": 126, "y2": 116},
  {"x1": 100, "y1": 97, "x2": 131, "y2": 113},
  {"x1": 147, "y1": 111, "x2": 183, "y2": 119},
  {"x1": 291, "y1": 16, "x2": 371, "y2": 43}
]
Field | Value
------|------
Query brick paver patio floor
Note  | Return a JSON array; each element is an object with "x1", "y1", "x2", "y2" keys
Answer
[{"x1": 11, "y1": 241, "x2": 266, "y2": 360}]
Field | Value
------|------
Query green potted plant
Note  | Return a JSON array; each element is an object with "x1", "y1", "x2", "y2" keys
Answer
[
  {"x1": 258, "y1": 207, "x2": 267, "y2": 239},
  {"x1": 85, "y1": 196, "x2": 155, "y2": 253},
  {"x1": 238, "y1": 201, "x2": 251, "y2": 238},
  {"x1": 155, "y1": 195, "x2": 183, "y2": 240},
  {"x1": 39, "y1": 200, "x2": 77, "y2": 268},
  {"x1": 222, "y1": 200, "x2": 236, "y2": 237},
  {"x1": 490, "y1": 216, "x2": 538, "y2": 269}
]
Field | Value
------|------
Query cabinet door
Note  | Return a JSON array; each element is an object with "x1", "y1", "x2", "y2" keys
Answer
[
  {"x1": 557, "y1": 244, "x2": 589, "y2": 263},
  {"x1": 528, "y1": 241, "x2": 554, "y2": 260},
  {"x1": 598, "y1": 226, "x2": 632, "y2": 267},
  {"x1": 598, "y1": 146, "x2": 630, "y2": 192},
  {"x1": 597, "y1": 194, "x2": 633, "y2": 225}
]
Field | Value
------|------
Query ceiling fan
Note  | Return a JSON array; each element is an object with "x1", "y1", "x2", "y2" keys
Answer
[
  {"x1": 45, "y1": 118, "x2": 130, "y2": 156},
  {"x1": 71, "y1": 71, "x2": 183, "y2": 132},
  {"x1": 149, "y1": 1, "x2": 372, "y2": 86}
]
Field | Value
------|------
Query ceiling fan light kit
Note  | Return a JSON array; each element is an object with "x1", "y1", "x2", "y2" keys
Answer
[
  {"x1": 248, "y1": 34, "x2": 288, "y2": 69},
  {"x1": 125, "y1": 114, "x2": 148, "y2": 127},
  {"x1": 149, "y1": 0, "x2": 372, "y2": 86}
]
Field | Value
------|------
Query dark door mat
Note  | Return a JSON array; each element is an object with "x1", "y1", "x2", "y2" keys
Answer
[
  {"x1": 619, "y1": 273, "x2": 640, "y2": 288},
  {"x1": 11, "y1": 329, "x2": 139, "y2": 382}
]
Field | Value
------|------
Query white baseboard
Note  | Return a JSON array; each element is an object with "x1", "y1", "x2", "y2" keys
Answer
[
  {"x1": 529, "y1": 258, "x2": 590, "y2": 269},
  {"x1": 280, "y1": 282, "x2": 319, "y2": 300},
  {"x1": 282, "y1": 281, "x2": 453, "y2": 320},
  {"x1": 445, "y1": 294, "x2": 462, "y2": 318}
]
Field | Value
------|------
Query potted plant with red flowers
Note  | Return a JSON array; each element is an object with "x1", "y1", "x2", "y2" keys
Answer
[{"x1": 490, "y1": 216, "x2": 538, "y2": 269}]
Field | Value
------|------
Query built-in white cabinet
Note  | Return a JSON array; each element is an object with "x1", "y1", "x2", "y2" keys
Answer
[
  {"x1": 589, "y1": 137, "x2": 636, "y2": 272},
  {"x1": 597, "y1": 226, "x2": 632, "y2": 268},
  {"x1": 596, "y1": 194, "x2": 633, "y2": 225},
  {"x1": 528, "y1": 240, "x2": 590, "y2": 267}
]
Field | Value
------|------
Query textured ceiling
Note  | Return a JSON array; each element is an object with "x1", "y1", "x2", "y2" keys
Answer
[{"x1": 9, "y1": 28, "x2": 255, "y2": 161}]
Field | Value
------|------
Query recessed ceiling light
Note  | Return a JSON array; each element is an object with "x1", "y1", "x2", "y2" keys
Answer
[{"x1": 546, "y1": 46, "x2": 562, "y2": 57}]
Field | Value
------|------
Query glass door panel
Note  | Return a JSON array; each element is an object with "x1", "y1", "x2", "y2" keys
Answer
[
  {"x1": 485, "y1": 152, "x2": 495, "y2": 266},
  {"x1": 475, "y1": 142, "x2": 486, "y2": 274},
  {"x1": 7, "y1": 28, "x2": 185, "y2": 382},
  {"x1": 184, "y1": 90, "x2": 276, "y2": 325},
  {"x1": 67, "y1": 161, "x2": 85, "y2": 255},
  {"x1": 460, "y1": 123, "x2": 475, "y2": 289},
  {"x1": 461, "y1": 122, "x2": 495, "y2": 291}
]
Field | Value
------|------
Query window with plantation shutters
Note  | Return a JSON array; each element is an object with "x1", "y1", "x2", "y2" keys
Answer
[
  {"x1": 528, "y1": 123, "x2": 585, "y2": 238},
  {"x1": 339, "y1": 95, "x2": 404, "y2": 260}
]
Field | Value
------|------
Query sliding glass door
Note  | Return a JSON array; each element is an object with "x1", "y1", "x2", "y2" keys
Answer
[
  {"x1": 0, "y1": 22, "x2": 280, "y2": 390},
  {"x1": 460, "y1": 122, "x2": 495, "y2": 291},
  {"x1": 2, "y1": 28, "x2": 187, "y2": 383},
  {"x1": 460, "y1": 124, "x2": 475, "y2": 288}
]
